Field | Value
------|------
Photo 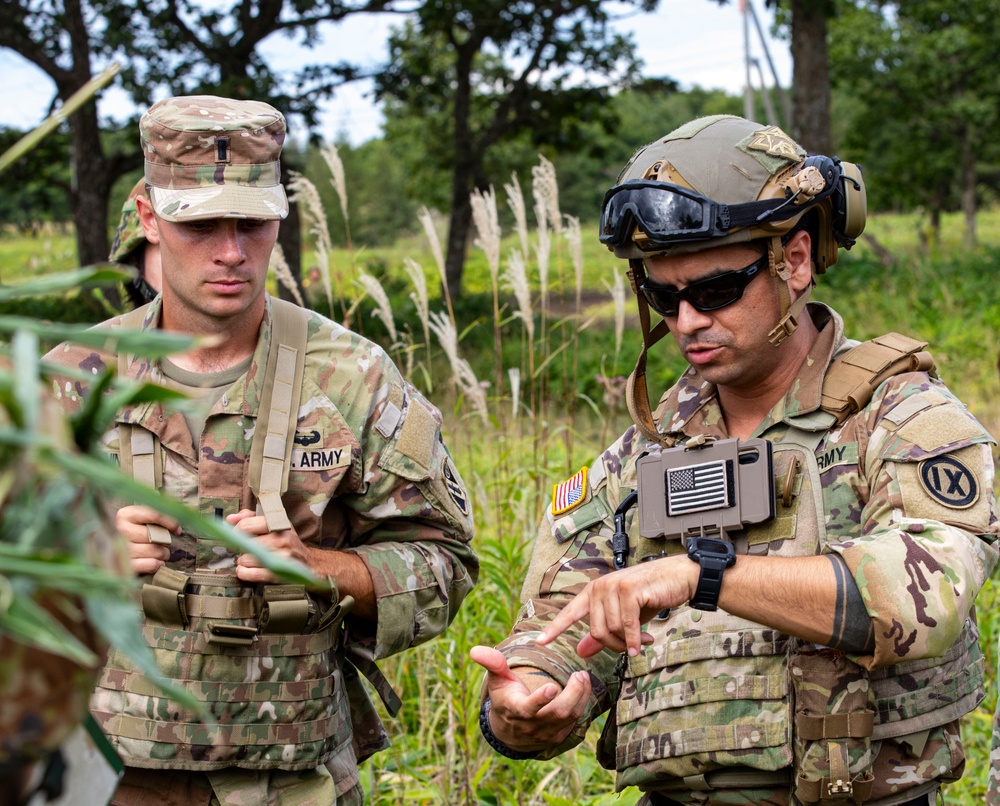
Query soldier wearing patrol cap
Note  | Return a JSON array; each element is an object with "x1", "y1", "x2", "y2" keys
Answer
[
  {"x1": 109, "y1": 176, "x2": 163, "y2": 307},
  {"x1": 45, "y1": 95, "x2": 478, "y2": 805},
  {"x1": 472, "y1": 115, "x2": 998, "y2": 805}
]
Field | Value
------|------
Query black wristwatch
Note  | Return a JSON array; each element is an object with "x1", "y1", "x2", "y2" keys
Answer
[
  {"x1": 479, "y1": 698, "x2": 536, "y2": 760},
  {"x1": 687, "y1": 536, "x2": 736, "y2": 611}
]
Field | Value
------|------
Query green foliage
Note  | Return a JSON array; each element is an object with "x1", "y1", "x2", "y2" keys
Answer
[
  {"x1": 828, "y1": 1, "x2": 1000, "y2": 217},
  {"x1": 0, "y1": 126, "x2": 72, "y2": 230}
]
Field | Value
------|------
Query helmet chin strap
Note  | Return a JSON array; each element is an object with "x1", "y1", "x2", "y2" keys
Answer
[
  {"x1": 767, "y1": 235, "x2": 812, "y2": 346},
  {"x1": 624, "y1": 258, "x2": 677, "y2": 449}
]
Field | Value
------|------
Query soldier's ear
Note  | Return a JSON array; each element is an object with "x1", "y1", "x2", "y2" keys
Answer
[
  {"x1": 135, "y1": 195, "x2": 160, "y2": 244},
  {"x1": 784, "y1": 230, "x2": 813, "y2": 297}
]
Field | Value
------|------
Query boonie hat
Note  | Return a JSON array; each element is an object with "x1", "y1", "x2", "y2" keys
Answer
[{"x1": 140, "y1": 95, "x2": 288, "y2": 222}]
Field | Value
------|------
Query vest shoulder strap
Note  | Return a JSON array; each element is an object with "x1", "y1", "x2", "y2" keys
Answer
[
  {"x1": 820, "y1": 332, "x2": 935, "y2": 425},
  {"x1": 248, "y1": 298, "x2": 311, "y2": 532},
  {"x1": 116, "y1": 304, "x2": 158, "y2": 489}
]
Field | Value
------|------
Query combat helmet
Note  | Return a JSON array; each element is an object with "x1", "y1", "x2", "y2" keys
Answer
[
  {"x1": 602, "y1": 115, "x2": 866, "y2": 445},
  {"x1": 109, "y1": 177, "x2": 158, "y2": 306},
  {"x1": 109, "y1": 177, "x2": 148, "y2": 265},
  {"x1": 603, "y1": 115, "x2": 866, "y2": 342}
]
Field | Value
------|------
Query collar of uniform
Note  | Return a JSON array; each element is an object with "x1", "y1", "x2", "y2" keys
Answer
[
  {"x1": 115, "y1": 294, "x2": 269, "y2": 424},
  {"x1": 762, "y1": 302, "x2": 842, "y2": 428},
  {"x1": 651, "y1": 301, "x2": 846, "y2": 440}
]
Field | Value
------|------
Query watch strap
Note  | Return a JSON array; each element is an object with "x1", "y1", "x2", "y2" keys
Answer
[
  {"x1": 690, "y1": 554, "x2": 729, "y2": 611},
  {"x1": 479, "y1": 698, "x2": 536, "y2": 760}
]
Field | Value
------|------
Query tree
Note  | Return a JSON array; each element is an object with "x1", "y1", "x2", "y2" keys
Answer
[
  {"x1": 711, "y1": 0, "x2": 836, "y2": 153},
  {"x1": 375, "y1": 0, "x2": 652, "y2": 298},
  {"x1": 829, "y1": 1, "x2": 1000, "y2": 244},
  {"x1": 786, "y1": 0, "x2": 834, "y2": 153},
  {"x1": 0, "y1": 0, "x2": 142, "y2": 271},
  {"x1": 1, "y1": 0, "x2": 388, "y2": 295},
  {"x1": 0, "y1": 126, "x2": 72, "y2": 233}
]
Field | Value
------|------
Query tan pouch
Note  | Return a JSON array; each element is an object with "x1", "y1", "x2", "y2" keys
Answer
[{"x1": 791, "y1": 647, "x2": 875, "y2": 804}]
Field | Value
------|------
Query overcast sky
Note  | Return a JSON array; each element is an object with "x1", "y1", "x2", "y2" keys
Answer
[{"x1": 0, "y1": 0, "x2": 791, "y2": 146}]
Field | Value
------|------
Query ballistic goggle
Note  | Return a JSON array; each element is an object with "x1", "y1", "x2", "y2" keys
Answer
[{"x1": 600, "y1": 163, "x2": 846, "y2": 251}]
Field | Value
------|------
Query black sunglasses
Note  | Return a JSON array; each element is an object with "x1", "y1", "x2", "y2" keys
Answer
[{"x1": 639, "y1": 253, "x2": 768, "y2": 317}]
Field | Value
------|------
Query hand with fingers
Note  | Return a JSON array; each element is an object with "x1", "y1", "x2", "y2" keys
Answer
[
  {"x1": 228, "y1": 509, "x2": 312, "y2": 584},
  {"x1": 537, "y1": 555, "x2": 699, "y2": 658},
  {"x1": 115, "y1": 504, "x2": 180, "y2": 575},
  {"x1": 469, "y1": 645, "x2": 592, "y2": 754}
]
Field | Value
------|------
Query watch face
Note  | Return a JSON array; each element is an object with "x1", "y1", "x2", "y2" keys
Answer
[{"x1": 689, "y1": 537, "x2": 732, "y2": 556}]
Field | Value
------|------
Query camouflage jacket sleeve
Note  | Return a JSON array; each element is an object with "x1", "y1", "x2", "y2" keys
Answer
[
  {"x1": 826, "y1": 373, "x2": 999, "y2": 670},
  {"x1": 491, "y1": 437, "x2": 636, "y2": 758},
  {"x1": 312, "y1": 323, "x2": 477, "y2": 661}
]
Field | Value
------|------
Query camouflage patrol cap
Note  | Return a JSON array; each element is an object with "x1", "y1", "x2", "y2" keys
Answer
[
  {"x1": 109, "y1": 177, "x2": 149, "y2": 263},
  {"x1": 140, "y1": 95, "x2": 288, "y2": 222}
]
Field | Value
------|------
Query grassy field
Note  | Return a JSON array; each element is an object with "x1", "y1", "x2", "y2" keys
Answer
[{"x1": 2, "y1": 198, "x2": 999, "y2": 803}]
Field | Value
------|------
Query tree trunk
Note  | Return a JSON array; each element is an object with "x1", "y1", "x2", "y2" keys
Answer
[
  {"x1": 961, "y1": 130, "x2": 977, "y2": 250},
  {"x1": 444, "y1": 165, "x2": 473, "y2": 304},
  {"x1": 67, "y1": 103, "x2": 114, "y2": 268},
  {"x1": 789, "y1": 0, "x2": 833, "y2": 154},
  {"x1": 443, "y1": 45, "x2": 478, "y2": 302}
]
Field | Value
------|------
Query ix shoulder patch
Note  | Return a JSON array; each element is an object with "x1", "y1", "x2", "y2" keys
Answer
[
  {"x1": 918, "y1": 455, "x2": 979, "y2": 509},
  {"x1": 552, "y1": 466, "x2": 589, "y2": 516},
  {"x1": 443, "y1": 457, "x2": 469, "y2": 515}
]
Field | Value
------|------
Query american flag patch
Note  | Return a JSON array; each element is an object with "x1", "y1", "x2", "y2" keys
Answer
[
  {"x1": 552, "y1": 467, "x2": 588, "y2": 516},
  {"x1": 666, "y1": 459, "x2": 731, "y2": 516}
]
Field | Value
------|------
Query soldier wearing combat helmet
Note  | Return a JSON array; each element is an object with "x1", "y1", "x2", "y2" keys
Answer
[
  {"x1": 109, "y1": 176, "x2": 162, "y2": 306},
  {"x1": 46, "y1": 95, "x2": 478, "y2": 805},
  {"x1": 472, "y1": 115, "x2": 998, "y2": 805}
]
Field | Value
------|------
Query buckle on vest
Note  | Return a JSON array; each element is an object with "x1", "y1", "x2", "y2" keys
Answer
[
  {"x1": 827, "y1": 779, "x2": 852, "y2": 798},
  {"x1": 205, "y1": 624, "x2": 258, "y2": 647}
]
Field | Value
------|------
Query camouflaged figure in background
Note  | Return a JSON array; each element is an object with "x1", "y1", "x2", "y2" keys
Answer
[
  {"x1": 474, "y1": 115, "x2": 998, "y2": 806},
  {"x1": 45, "y1": 95, "x2": 478, "y2": 806},
  {"x1": 109, "y1": 176, "x2": 161, "y2": 307}
]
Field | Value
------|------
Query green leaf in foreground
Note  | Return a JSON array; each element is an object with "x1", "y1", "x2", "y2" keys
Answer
[
  {"x1": 0, "y1": 266, "x2": 133, "y2": 300},
  {"x1": 48, "y1": 449, "x2": 318, "y2": 587}
]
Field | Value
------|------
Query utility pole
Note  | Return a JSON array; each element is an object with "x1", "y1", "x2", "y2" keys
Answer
[
  {"x1": 746, "y1": 0, "x2": 793, "y2": 128},
  {"x1": 742, "y1": 0, "x2": 755, "y2": 120}
]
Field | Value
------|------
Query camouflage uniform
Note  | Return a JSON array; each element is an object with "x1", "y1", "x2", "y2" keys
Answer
[
  {"x1": 109, "y1": 176, "x2": 158, "y2": 307},
  {"x1": 496, "y1": 302, "x2": 998, "y2": 805},
  {"x1": 46, "y1": 294, "x2": 478, "y2": 804}
]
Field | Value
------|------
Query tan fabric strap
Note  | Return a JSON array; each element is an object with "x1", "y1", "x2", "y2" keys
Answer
[
  {"x1": 796, "y1": 710, "x2": 875, "y2": 741},
  {"x1": 624, "y1": 260, "x2": 677, "y2": 450},
  {"x1": 347, "y1": 650, "x2": 403, "y2": 718},
  {"x1": 248, "y1": 298, "x2": 310, "y2": 532},
  {"x1": 820, "y1": 332, "x2": 934, "y2": 424}
]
